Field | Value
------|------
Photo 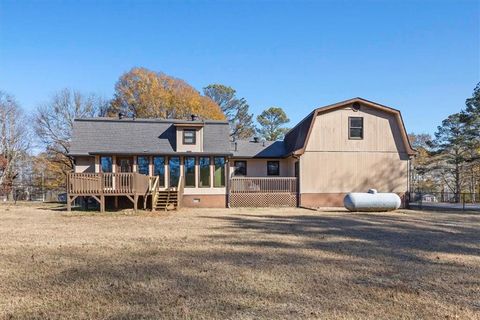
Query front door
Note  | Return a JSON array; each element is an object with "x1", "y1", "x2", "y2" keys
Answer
[{"x1": 117, "y1": 157, "x2": 133, "y2": 173}]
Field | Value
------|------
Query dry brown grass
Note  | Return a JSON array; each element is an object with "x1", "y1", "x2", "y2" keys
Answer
[{"x1": 0, "y1": 203, "x2": 479, "y2": 319}]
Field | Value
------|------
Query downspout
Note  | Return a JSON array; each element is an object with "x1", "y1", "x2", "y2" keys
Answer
[
  {"x1": 226, "y1": 157, "x2": 231, "y2": 208},
  {"x1": 292, "y1": 153, "x2": 301, "y2": 207}
]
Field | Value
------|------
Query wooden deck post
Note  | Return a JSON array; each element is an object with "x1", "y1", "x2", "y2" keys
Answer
[
  {"x1": 114, "y1": 196, "x2": 118, "y2": 209},
  {"x1": 67, "y1": 195, "x2": 71, "y2": 212},
  {"x1": 134, "y1": 194, "x2": 138, "y2": 212},
  {"x1": 100, "y1": 195, "x2": 105, "y2": 212}
]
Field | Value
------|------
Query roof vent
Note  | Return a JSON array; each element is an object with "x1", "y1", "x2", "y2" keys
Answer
[
  {"x1": 191, "y1": 114, "x2": 198, "y2": 121},
  {"x1": 118, "y1": 112, "x2": 124, "y2": 120},
  {"x1": 253, "y1": 136, "x2": 260, "y2": 143},
  {"x1": 352, "y1": 102, "x2": 361, "y2": 112},
  {"x1": 234, "y1": 142, "x2": 238, "y2": 151}
]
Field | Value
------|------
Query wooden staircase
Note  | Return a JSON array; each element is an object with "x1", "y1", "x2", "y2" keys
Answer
[
  {"x1": 154, "y1": 189, "x2": 178, "y2": 211},
  {"x1": 149, "y1": 175, "x2": 184, "y2": 212}
]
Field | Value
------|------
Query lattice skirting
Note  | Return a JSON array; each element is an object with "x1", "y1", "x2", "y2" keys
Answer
[{"x1": 229, "y1": 192, "x2": 297, "y2": 207}]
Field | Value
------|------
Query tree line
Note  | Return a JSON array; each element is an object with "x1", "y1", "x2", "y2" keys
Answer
[
  {"x1": 409, "y1": 83, "x2": 480, "y2": 200},
  {"x1": 0, "y1": 67, "x2": 291, "y2": 198},
  {"x1": 2, "y1": 66, "x2": 478, "y2": 201}
]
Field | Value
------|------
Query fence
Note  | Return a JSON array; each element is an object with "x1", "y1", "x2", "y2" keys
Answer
[
  {"x1": 229, "y1": 177, "x2": 297, "y2": 207},
  {"x1": 408, "y1": 191, "x2": 480, "y2": 212}
]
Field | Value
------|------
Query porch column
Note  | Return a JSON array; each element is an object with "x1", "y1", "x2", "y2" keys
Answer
[
  {"x1": 210, "y1": 156, "x2": 214, "y2": 188},
  {"x1": 180, "y1": 156, "x2": 184, "y2": 180},
  {"x1": 195, "y1": 157, "x2": 199, "y2": 188},
  {"x1": 95, "y1": 156, "x2": 100, "y2": 173},
  {"x1": 165, "y1": 157, "x2": 169, "y2": 188},
  {"x1": 132, "y1": 156, "x2": 137, "y2": 173},
  {"x1": 149, "y1": 156, "x2": 153, "y2": 176}
]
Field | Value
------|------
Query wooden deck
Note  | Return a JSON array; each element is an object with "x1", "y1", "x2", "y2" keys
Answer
[
  {"x1": 68, "y1": 173, "x2": 298, "y2": 211},
  {"x1": 67, "y1": 172, "x2": 155, "y2": 212},
  {"x1": 229, "y1": 177, "x2": 298, "y2": 207}
]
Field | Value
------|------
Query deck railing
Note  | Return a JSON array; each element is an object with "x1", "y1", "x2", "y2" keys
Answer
[
  {"x1": 68, "y1": 172, "x2": 151, "y2": 195},
  {"x1": 229, "y1": 177, "x2": 298, "y2": 207},
  {"x1": 230, "y1": 177, "x2": 297, "y2": 193}
]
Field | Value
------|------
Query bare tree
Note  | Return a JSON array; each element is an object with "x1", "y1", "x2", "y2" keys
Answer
[
  {"x1": 34, "y1": 89, "x2": 107, "y2": 171},
  {"x1": 0, "y1": 92, "x2": 31, "y2": 198}
]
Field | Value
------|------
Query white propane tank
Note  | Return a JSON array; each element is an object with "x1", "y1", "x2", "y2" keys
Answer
[{"x1": 344, "y1": 189, "x2": 401, "y2": 212}]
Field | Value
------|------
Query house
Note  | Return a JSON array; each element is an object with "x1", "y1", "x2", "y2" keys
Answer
[{"x1": 67, "y1": 97, "x2": 415, "y2": 211}]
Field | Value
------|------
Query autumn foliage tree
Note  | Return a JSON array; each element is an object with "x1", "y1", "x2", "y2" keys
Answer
[{"x1": 109, "y1": 67, "x2": 225, "y2": 120}]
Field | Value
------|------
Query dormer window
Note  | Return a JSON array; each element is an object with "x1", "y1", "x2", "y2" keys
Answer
[{"x1": 183, "y1": 129, "x2": 196, "y2": 145}]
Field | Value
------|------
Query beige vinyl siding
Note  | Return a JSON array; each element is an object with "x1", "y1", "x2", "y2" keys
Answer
[
  {"x1": 300, "y1": 152, "x2": 408, "y2": 193},
  {"x1": 305, "y1": 106, "x2": 406, "y2": 153},
  {"x1": 300, "y1": 104, "x2": 409, "y2": 194},
  {"x1": 229, "y1": 158, "x2": 295, "y2": 177}
]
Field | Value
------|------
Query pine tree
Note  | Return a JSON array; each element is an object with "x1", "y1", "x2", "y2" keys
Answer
[
  {"x1": 256, "y1": 107, "x2": 290, "y2": 141},
  {"x1": 203, "y1": 84, "x2": 255, "y2": 140}
]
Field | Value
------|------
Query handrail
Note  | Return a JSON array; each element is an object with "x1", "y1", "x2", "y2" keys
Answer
[
  {"x1": 150, "y1": 176, "x2": 160, "y2": 210},
  {"x1": 67, "y1": 172, "x2": 151, "y2": 195}
]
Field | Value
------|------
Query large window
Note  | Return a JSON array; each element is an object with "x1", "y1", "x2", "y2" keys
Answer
[
  {"x1": 183, "y1": 129, "x2": 196, "y2": 145},
  {"x1": 199, "y1": 157, "x2": 211, "y2": 187},
  {"x1": 169, "y1": 157, "x2": 180, "y2": 187},
  {"x1": 137, "y1": 156, "x2": 149, "y2": 175},
  {"x1": 349, "y1": 117, "x2": 363, "y2": 140},
  {"x1": 100, "y1": 156, "x2": 112, "y2": 173},
  {"x1": 153, "y1": 156, "x2": 165, "y2": 187},
  {"x1": 234, "y1": 161, "x2": 247, "y2": 176},
  {"x1": 267, "y1": 161, "x2": 280, "y2": 176},
  {"x1": 214, "y1": 157, "x2": 225, "y2": 187},
  {"x1": 184, "y1": 157, "x2": 196, "y2": 187}
]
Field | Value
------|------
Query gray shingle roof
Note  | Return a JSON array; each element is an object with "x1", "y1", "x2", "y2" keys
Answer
[
  {"x1": 231, "y1": 140, "x2": 288, "y2": 158},
  {"x1": 69, "y1": 118, "x2": 232, "y2": 156},
  {"x1": 283, "y1": 111, "x2": 314, "y2": 155}
]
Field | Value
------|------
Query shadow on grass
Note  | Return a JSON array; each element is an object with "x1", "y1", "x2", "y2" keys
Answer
[{"x1": 200, "y1": 211, "x2": 480, "y2": 263}]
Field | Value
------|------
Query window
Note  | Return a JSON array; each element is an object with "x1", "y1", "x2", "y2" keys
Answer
[
  {"x1": 199, "y1": 157, "x2": 211, "y2": 187},
  {"x1": 349, "y1": 117, "x2": 363, "y2": 139},
  {"x1": 117, "y1": 157, "x2": 133, "y2": 172},
  {"x1": 153, "y1": 156, "x2": 165, "y2": 187},
  {"x1": 267, "y1": 161, "x2": 280, "y2": 176},
  {"x1": 184, "y1": 157, "x2": 196, "y2": 187},
  {"x1": 169, "y1": 157, "x2": 180, "y2": 187},
  {"x1": 137, "y1": 156, "x2": 149, "y2": 175},
  {"x1": 234, "y1": 161, "x2": 247, "y2": 176},
  {"x1": 214, "y1": 157, "x2": 225, "y2": 187},
  {"x1": 100, "y1": 156, "x2": 112, "y2": 173},
  {"x1": 183, "y1": 129, "x2": 196, "y2": 145}
]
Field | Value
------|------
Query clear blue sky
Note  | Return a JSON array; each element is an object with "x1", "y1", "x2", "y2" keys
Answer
[{"x1": 0, "y1": 0, "x2": 478, "y2": 135}]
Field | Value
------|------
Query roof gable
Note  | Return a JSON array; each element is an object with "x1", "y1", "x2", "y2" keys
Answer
[{"x1": 284, "y1": 97, "x2": 415, "y2": 156}]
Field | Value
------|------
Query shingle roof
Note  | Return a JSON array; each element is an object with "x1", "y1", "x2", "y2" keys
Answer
[
  {"x1": 283, "y1": 111, "x2": 315, "y2": 155},
  {"x1": 69, "y1": 118, "x2": 232, "y2": 156},
  {"x1": 231, "y1": 140, "x2": 288, "y2": 158}
]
